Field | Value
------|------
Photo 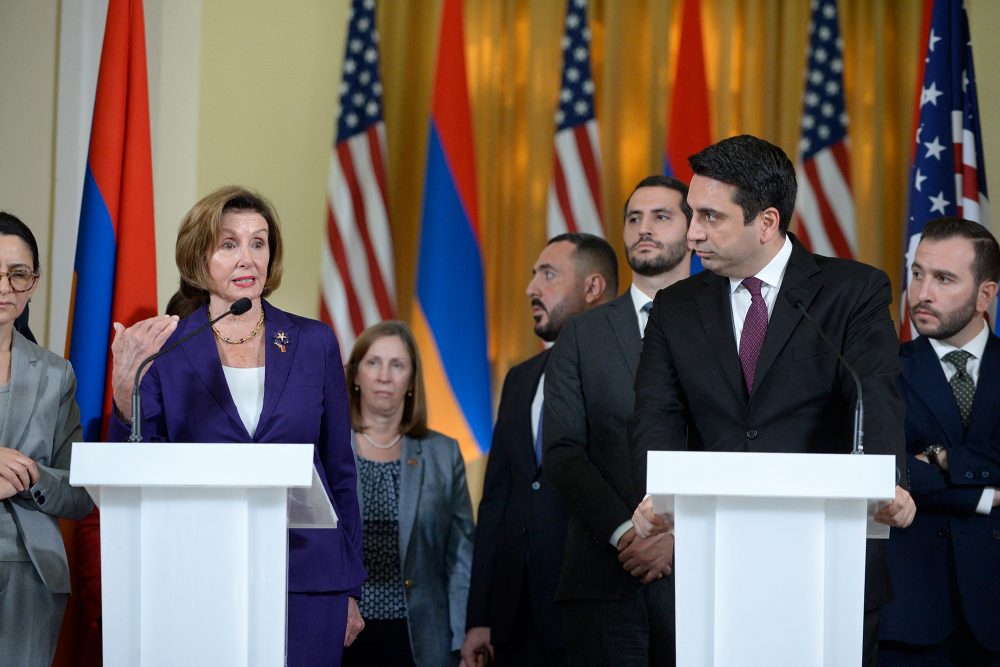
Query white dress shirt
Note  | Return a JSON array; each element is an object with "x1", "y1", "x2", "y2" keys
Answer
[{"x1": 728, "y1": 235, "x2": 793, "y2": 350}]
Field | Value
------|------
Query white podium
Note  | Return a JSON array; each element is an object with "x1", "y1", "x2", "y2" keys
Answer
[
  {"x1": 647, "y1": 451, "x2": 895, "y2": 667},
  {"x1": 70, "y1": 442, "x2": 327, "y2": 667}
]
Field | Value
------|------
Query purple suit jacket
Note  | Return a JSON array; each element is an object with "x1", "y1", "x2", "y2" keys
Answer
[{"x1": 109, "y1": 300, "x2": 365, "y2": 596}]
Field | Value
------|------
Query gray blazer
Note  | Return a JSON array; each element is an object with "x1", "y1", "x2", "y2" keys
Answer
[
  {"x1": 4, "y1": 330, "x2": 93, "y2": 593},
  {"x1": 353, "y1": 430, "x2": 475, "y2": 667}
]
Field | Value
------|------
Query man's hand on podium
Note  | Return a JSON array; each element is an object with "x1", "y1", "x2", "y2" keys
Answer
[
  {"x1": 873, "y1": 485, "x2": 916, "y2": 529},
  {"x1": 344, "y1": 596, "x2": 364, "y2": 647}
]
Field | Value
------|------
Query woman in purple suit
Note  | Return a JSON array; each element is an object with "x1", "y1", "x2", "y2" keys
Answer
[{"x1": 109, "y1": 185, "x2": 366, "y2": 666}]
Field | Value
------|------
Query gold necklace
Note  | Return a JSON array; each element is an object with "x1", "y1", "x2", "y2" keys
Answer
[{"x1": 212, "y1": 307, "x2": 264, "y2": 345}]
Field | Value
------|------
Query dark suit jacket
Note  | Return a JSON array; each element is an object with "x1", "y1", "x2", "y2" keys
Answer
[
  {"x1": 628, "y1": 237, "x2": 906, "y2": 608},
  {"x1": 879, "y1": 334, "x2": 1000, "y2": 651},
  {"x1": 543, "y1": 294, "x2": 649, "y2": 601},
  {"x1": 108, "y1": 300, "x2": 366, "y2": 597},
  {"x1": 468, "y1": 350, "x2": 567, "y2": 645}
]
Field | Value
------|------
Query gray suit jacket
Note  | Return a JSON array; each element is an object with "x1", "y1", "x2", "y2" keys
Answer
[
  {"x1": 353, "y1": 430, "x2": 475, "y2": 667},
  {"x1": 4, "y1": 330, "x2": 93, "y2": 593},
  {"x1": 543, "y1": 292, "x2": 648, "y2": 601}
]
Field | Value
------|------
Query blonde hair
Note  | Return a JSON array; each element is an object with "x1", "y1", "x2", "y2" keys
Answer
[{"x1": 175, "y1": 185, "x2": 284, "y2": 301}]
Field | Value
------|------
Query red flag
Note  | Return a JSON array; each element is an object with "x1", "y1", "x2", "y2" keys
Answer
[
  {"x1": 665, "y1": 0, "x2": 712, "y2": 183},
  {"x1": 64, "y1": 2, "x2": 158, "y2": 664}
]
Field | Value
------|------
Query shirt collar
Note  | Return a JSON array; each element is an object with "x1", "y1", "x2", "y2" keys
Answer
[
  {"x1": 728, "y1": 235, "x2": 793, "y2": 295},
  {"x1": 630, "y1": 283, "x2": 654, "y2": 316},
  {"x1": 927, "y1": 317, "x2": 991, "y2": 361}
]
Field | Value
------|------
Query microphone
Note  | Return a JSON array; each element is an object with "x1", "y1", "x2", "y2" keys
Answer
[
  {"x1": 129, "y1": 298, "x2": 253, "y2": 442},
  {"x1": 785, "y1": 292, "x2": 864, "y2": 455}
]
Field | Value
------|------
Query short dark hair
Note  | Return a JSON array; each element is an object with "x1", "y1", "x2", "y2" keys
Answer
[
  {"x1": 0, "y1": 211, "x2": 40, "y2": 272},
  {"x1": 622, "y1": 174, "x2": 693, "y2": 223},
  {"x1": 547, "y1": 232, "x2": 619, "y2": 296},
  {"x1": 920, "y1": 216, "x2": 1000, "y2": 285},
  {"x1": 688, "y1": 135, "x2": 797, "y2": 232}
]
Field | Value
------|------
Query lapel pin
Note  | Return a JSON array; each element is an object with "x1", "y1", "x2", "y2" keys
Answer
[
  {"x1": 273, "y1": 331, "x2": 289, "y2": 353},
  {"x1": 407, "y1": 458, "x2": 418, "y2": 466}
]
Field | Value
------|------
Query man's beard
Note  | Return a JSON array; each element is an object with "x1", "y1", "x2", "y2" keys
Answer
[
  {"x1": 910, "y1": 290, "x2": 978, "y2": 341},
  {"x1": 533, "y1": 294, "x2": 586, "y2": 342},
  {"x1": 628, "y1": 237, "x2": 689, "y2": 277}
]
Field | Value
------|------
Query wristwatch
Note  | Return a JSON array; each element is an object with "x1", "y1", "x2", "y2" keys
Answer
[{"x1": 922, "y1": 444, "x2": 946, "y2": 467}]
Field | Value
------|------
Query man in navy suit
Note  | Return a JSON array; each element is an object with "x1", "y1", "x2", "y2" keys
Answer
[
  {"x1": 880, "y1": 217, "x2": 1000, "y2": 665},
  {"x1": 461, "y1": 233, "x2": 618, "y2": 667}
]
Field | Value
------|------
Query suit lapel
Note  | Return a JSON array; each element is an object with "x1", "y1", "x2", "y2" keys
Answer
[
  {"x1": 694, "y1": 272, "x2": 745, "y2": 401},
  {"x1": 397, "y1": 436, "x2": 423, "y2": 565},
  {"x1": 966, "y1": 333, "x2": 1000, "y2": 443},
  {"x1": 180, "y1": 308, "x2": 248, "y2": 438},
  {"x1": 4, "y1": 332, "x2": 41, "y2": 451},
  {"x1": 257, "y1": 302, "x2": 299, "y2": 437},
  {"x1": 903, "y1": 337, "x2": 964, "y2": 447},
  {"x1": 755, "y1": 242, "x2": 821, "y2": 396},
  {"x1": 606, "y1": 293, "x2": 642, "y2": 379}
]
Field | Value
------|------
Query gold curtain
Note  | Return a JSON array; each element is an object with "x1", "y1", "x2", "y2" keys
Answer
[{"x1": 380, "y1": 0, "x2": 925, "y2": 402}]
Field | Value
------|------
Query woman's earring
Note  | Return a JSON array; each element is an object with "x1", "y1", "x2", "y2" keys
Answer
[
  {"x1": 406, "y1": 390, "x2": 413, "y2": 397},
  {"x1": 354, "y1": 385, "x2": 360, "y2": 392}
]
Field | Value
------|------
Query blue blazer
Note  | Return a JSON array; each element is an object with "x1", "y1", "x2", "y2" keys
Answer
[
  {"x1": 109, "y1": 301, "x2": 365, "y2": 596},
  {"x1": 880, "y1": 334, "x2": 1000, "y2": 651},
  {"x1": 352, "y1": 431, "x2": 474, "y2": 667}
]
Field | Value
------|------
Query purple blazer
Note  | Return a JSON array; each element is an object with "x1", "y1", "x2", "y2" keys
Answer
[{"x1": 109, "y1": 300, "x2": 365, "y2": 596}]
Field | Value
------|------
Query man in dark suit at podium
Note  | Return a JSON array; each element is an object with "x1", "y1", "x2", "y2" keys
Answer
[
  {"x1": 461, "y1": 233, "x2": 618, "y2": 667},
  {"x1": 879, "y1": 217, "x2": 1000, "y2": 665},
  {"x1": 627, "y1": 135, "x2": 915, "y2": 666}
]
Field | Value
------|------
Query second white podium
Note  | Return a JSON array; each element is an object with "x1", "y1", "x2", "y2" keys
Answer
[
  {"x1": 70, "y1": 442, "x2": 323, "y2": 667},
  {"x1": 647, "y1": 451, "x2": 895, "y2": 667}
]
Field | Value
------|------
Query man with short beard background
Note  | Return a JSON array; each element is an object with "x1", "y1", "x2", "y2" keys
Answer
[
  {"x1": 880, "y1": 216, "x2": 1000, "y2": 665},
  {"x1": 462, "y1": 233, "x2": 617, "y2": 667},
  {"x1": 542, "y1": 175, "x2": 692, "y2": 666}
]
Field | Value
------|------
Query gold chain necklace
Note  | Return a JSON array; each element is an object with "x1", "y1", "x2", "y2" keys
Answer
[{"x1": 212, "y1": 307, "x2": 264, "y2": 345}]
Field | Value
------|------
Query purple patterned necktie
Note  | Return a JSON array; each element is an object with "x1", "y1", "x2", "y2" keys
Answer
[{"x1": 739, "y1": 277, "x2": 768, "y2": 394}]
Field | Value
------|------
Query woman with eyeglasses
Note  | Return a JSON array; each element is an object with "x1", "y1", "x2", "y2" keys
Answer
[{"x1": 0, "y1": 212, "x2": 94, "y2": 666}]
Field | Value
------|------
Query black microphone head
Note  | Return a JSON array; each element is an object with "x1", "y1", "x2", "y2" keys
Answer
[{"x1": 230, "y1": 298, "x2": 253, "y2": 315}]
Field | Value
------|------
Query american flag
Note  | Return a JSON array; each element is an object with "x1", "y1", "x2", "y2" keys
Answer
[
  {"x1": 320, "y1": 0, "x2": 395, "y2": 353},
  {"x1": 899, "y1": 0, "x2": 990, "y2": 340},
  {"x1": 793, "y1": 0, "x2": 856, "y2": 259},
  {"x1": 546, "y1": 0, "x2": 604, "y2": 239}
]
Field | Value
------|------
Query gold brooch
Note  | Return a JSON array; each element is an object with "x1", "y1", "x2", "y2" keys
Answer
[{"x1": 273, "y1": 331, "x2": 289, "y2": 352}]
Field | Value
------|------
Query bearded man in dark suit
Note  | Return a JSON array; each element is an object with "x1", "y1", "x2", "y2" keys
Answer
[
  {"x1": 542, "y1": 175, "x2": 694, "y2": 667},
  {"x1": 461, "y1": 233, "x2": 618, "y2": 667},
  {"x1": 628, "y1": 135, "x2": 915, "y2": 667},
  {"x1": 880, "y1": 217, "x2": 1000, "y2": 665}
]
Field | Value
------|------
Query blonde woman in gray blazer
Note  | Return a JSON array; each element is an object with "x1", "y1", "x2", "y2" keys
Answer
[
  {"x1": 344, "y1": 321, "x2": 475, "y2": 667},
  {"x1": 0, "y1": 213, "x2": 93, "y2": 666}
]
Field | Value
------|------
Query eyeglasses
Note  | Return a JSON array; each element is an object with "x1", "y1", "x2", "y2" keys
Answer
[{"x1": 0, "y1": 270, "x2": 38, "y2": 293}]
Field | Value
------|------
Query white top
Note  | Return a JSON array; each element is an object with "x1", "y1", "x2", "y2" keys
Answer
[
  {"x1": 222, "y1": 366, "x2": 265, "y2": 437},
  {"x1": 728, "y1": 235, "x2": 793, "y2": 350}
]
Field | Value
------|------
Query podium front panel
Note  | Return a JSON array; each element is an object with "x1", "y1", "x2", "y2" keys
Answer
[{"x1": 101, "y1": 486, "x2": 287, "y2": 667}]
